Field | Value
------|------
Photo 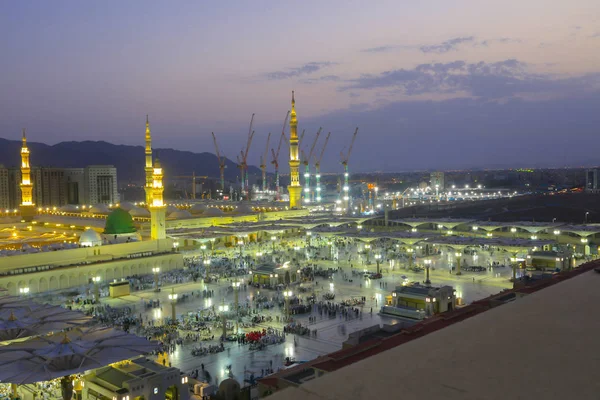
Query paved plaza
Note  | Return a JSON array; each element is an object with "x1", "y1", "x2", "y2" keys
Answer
[{"x1": 32, "y1": 234, "x2": 546, "y2": 388}]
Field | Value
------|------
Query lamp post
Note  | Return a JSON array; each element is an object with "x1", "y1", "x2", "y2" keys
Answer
[
  {"x1": 19, "y1": 287, "x2": 30, "y2": 297},
  {"x1": 210, "y1": 238, "x2": 216, "y2": 256},
  {"x1": 585, "y1": 211, "x2": 590, "y2": 224},
  {"x1": 232, "y1": 281, "x2": 240, "y2": 333},
  {"x1": 407, "y1": 248, "x2": 413, "y2": 268},
  {"x1": 218, "y1": 303, "x2": 229, "y2": 339},
  {"x1": 424, "y1": 259, "x2": 432, "y2": 284},
  {"x1": 237, "y1": 239, "x2": 244, "y2": 259},
  {"x1": 365, "y1": 244, "x2": 371, "y2": 264},
  {"x1": 511, "y1": 227, "x2": 517, "y2": 238},
  {"x1": 271, "y1": 235, "x2": 277, "y2": 253},
  {"x1": 92, "y1": 276, "x2": 101, "y2": 301},
  {"x1": 203, "y1": 258, "x2": 210, "y2": 279},
  {"x1": 306, "y1": 231, "x2": 312, "y2": 246},
  {"x1": 168, "y1": 288, "x2": 178, "y2": 322},
  {"x1": 454, "y1": 252, "x2": 462, "y2": 275},
  {"x1": 152, "y1": 267, "x2": 160, "y2": 292},
  {"x1": 374, "y1": 254, "x2": 382, "y2": 275},
  {"x1": 200, "y1": 244, "x2": 207, "y2": 258},
  {"x1": 283, "y1": 290, "x2": 293, "y2": 320}
]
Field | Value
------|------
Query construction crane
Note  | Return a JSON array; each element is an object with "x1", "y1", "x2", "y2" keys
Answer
[
  {"x1": 259, "y1": 132, "x2": 272, "y2": 193},
  {"x1": 271, "y1": 111, "x2": 289, "y2": 201},
  {"x1": 238, "y1": 114, "x2": 255, "y2": 199},
  {"x1": 340, "y1": 127, "x2": 359, "y2": 212},
  {"x1": 301, "y1": 128, "x2": 322, "y2": 204},
  {"x1": 241, "y1": 130, "x2": 255, "y2": 200},
  {"x1": 172, "y1": 172, "x2": 209, "y2": 199},
  {"x1": 314, "y1": 131, "x2": 331, "y2": 203},
  {"x1": 211, "y1": 132, "x2": 227, "y2": 194}
]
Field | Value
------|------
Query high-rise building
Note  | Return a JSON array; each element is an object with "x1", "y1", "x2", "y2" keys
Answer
[
  {"x1": 0, "y1": 167, "x2": 9, "y2": 210},
  {"x1": 288, "y1": 91, "x2": 302, "y2": 209},
  {"x1": 144, "y1": 115, "x2": 154, "y2": 205},
  {"x1": 430, "y1": 172, "x2": 445, "y2": 191},
  {"x1": 83, "y1": 166, "x2": 119, "y2": 205},
  {"x1": 585, "y1": 169, "x2": 598, "y2": 193},
  {"x1": 65, "y1": 168, "x2": 85, "y2": 204}
]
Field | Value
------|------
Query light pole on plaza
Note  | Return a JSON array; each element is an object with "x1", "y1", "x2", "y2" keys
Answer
[
  {"x1": 271, "y1": 235, "x2": 277, "y2": 253},
  {"x1": 511, "y1": 228, "x2": 517, "y2": 239},
  {"x1": 327, "y1": 241, "x2": 333, "y2": 260},
  {"x1": 200, "y1": 244, "x2": 207, "y2": 258},
  {"x1": 218, "y1": 302, "x2": 229, "y2": 339},
  {"x1": 168, "y1": 288, "x2": 178, "y2": 323},
  {"x1": 238, "y1": 239, "x2": 244, "y2": 258},
  {"x1": 306, "y1": 231, "x2": 312, "y2": 246},
  {"x1": 203, "y1": 258, "x2": 210, "y2": 277},
  {"x1": 152, "y1": 267, "x2": 160, "y2": 292},
  {"x1": 407, "y1": 248, "x2": 413, "y2": 268},
  {"x1": 454, "y1": 252, "x2": 462, "y2": 275},
  {"x1": 375, "y1": 254, "x2": 382, "y2": 275},
  {"x1": 365, "y1": 244, "x2": 371, "y2": 264},
  {"x1": 424, "y1": 259, "x2": 432, "y2": 285},
  {"x1": 19, "y1": 287, "x2": 30, "y2": 297},
  {"x1": 92, "y1": 276, "x2": 101, "y2": 301},
  {"x1": 283, "y1": 290, "x2": 293, "y2": 320},
  {"x1": 232, "y1": 281, "x2": 240, "y2": 333},
  {"x1": 210, "y1": 238, "x2": 216, "y2": 256}
]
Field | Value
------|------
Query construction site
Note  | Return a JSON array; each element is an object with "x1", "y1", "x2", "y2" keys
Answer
[{"x1": 170, "y1": 91, "x2": 360, "y2": 212}]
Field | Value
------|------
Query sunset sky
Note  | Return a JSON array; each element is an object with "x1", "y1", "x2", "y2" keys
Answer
[{"x1": 1, "y1": 1, "x2": 600, "y2": 171}]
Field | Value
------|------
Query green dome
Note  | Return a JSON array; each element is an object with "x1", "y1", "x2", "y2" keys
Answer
[{"x1": 104, "y1": 208, "x2": 136, "y2": 234}]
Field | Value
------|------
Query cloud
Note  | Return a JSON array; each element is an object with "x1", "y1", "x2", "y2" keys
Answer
[
  {"x1": 301, "y1": 75, "x2": 341, "y2": 84},
  {"x1": 341, "y1": 59, "x2": 600, "y2": 99},
  {"x1": 419, "y1": 36, "x2": 475, "y2": 53},
  {"x1": 361, "y1": 45, "x2": 399, "y2": 53},
  {"x1": 362, "y1": 36, "x2": 521, "y2": 54},
  {"x1": 265, "y1": 62, "x2": 335, "y2": 80}
]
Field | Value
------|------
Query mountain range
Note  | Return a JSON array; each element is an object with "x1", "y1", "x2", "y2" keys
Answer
[{"x1": 0, "y1": 138, "x2": 262, "y2": 183}]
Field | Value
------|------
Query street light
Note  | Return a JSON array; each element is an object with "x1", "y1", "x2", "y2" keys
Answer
[
  {"x1": 283, "y1": 290, "x2": 293, "y2": 320},
  {"x1": 585, "y1": 212, "x2": 590, "y2": 224},
  {"x1": 210, "y1": 238, "x2": 216, "y2": 256},
  {"x1": 152, "y1": 267, "x2": 160, "y2": 292},
  {"x1": 232, "y1": 282, "x2": 241, "y2": 333},
  {"x1": 92, "y1": 276, "x2": 101, "y2": 301},
  {"x1": 19, "y1": 287, "x2": 30, "y2": 296},
  {"x1": 200, "y1": 244, "x2": 207, "y2": 258},
  {"x1": 203, "y1": 259, "x2": 210, "y2": 278},
  {"x1": 168, "y1": 288, "x2": 178, "y2": 322},
  {"x1": 407, "y1": 248, "x2": 413, "y2": 268},
  {"x1": 454, "y1": 252, "x2": 462, "y2": 275},
  {"x1": 374, "y1": 254, "x2": 382, "y2": 275},
  {"x1": 218, "y1": 303, "x2": 229, "y2": 339},
  {"x1": 271, "y1": 235, "x2": 277, "y2": 252},
  {"x1": 365, "y1": 244, "x2": 371, "y2": 264},
  {"x1": 423, "y1": 259, "x2": 432, "y2": 284}
]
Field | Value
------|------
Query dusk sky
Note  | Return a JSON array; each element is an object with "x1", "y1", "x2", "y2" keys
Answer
[{"x1": 1, "y1": 1, "x2": 600, "y2": 172}]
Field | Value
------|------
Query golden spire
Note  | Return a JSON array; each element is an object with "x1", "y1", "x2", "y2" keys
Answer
[
  {"x1": 22, "y1": 128, "x2": 26, "y2": 146},
  {"x1": 145, "y1": 115, "x2": 151, "y2": 137}
]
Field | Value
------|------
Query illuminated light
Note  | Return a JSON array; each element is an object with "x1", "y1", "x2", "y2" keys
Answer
[
  {"x1": 343, "y1": 186, "x2": 349, "y2": 191},
  {"x1": 304, "y1": 173, "x2": 309, "y2": 178}
]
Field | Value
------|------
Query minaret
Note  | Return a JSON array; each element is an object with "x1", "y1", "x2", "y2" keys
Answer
[
  {"x1": 144, "y1": 115, "x2": 154, "y2": 205},
  {"x1": 19, "y1": 129, "x2": 35, "y2": 222},
  {"x1": 287, "y1": 91, "x2": 302, "y2": 209},
  {"x1": 149, "y1": 158, "x2": 166, "y2": 240}
]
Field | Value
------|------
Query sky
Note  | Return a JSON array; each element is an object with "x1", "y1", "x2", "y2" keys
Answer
[{"x1": 1, "y1": 1, "x2": 600, "y2": 172}]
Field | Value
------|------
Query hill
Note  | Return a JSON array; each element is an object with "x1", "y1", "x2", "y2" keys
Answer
[{"x1": 0, "y1": 138, "x2": 262, "y2": 183}]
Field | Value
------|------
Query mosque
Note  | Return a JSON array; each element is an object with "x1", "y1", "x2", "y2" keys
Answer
[{"x1": 0, "y1": 95, "x2": 310, "y2": 296}]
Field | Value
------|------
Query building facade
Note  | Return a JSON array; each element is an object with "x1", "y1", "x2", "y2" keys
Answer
[
  {"x1": 585, "y1": 169, "x2": 598, "y2": 193},
  {"x1": 84, "y1": 165, "x2": 119, "y2": 205}
]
